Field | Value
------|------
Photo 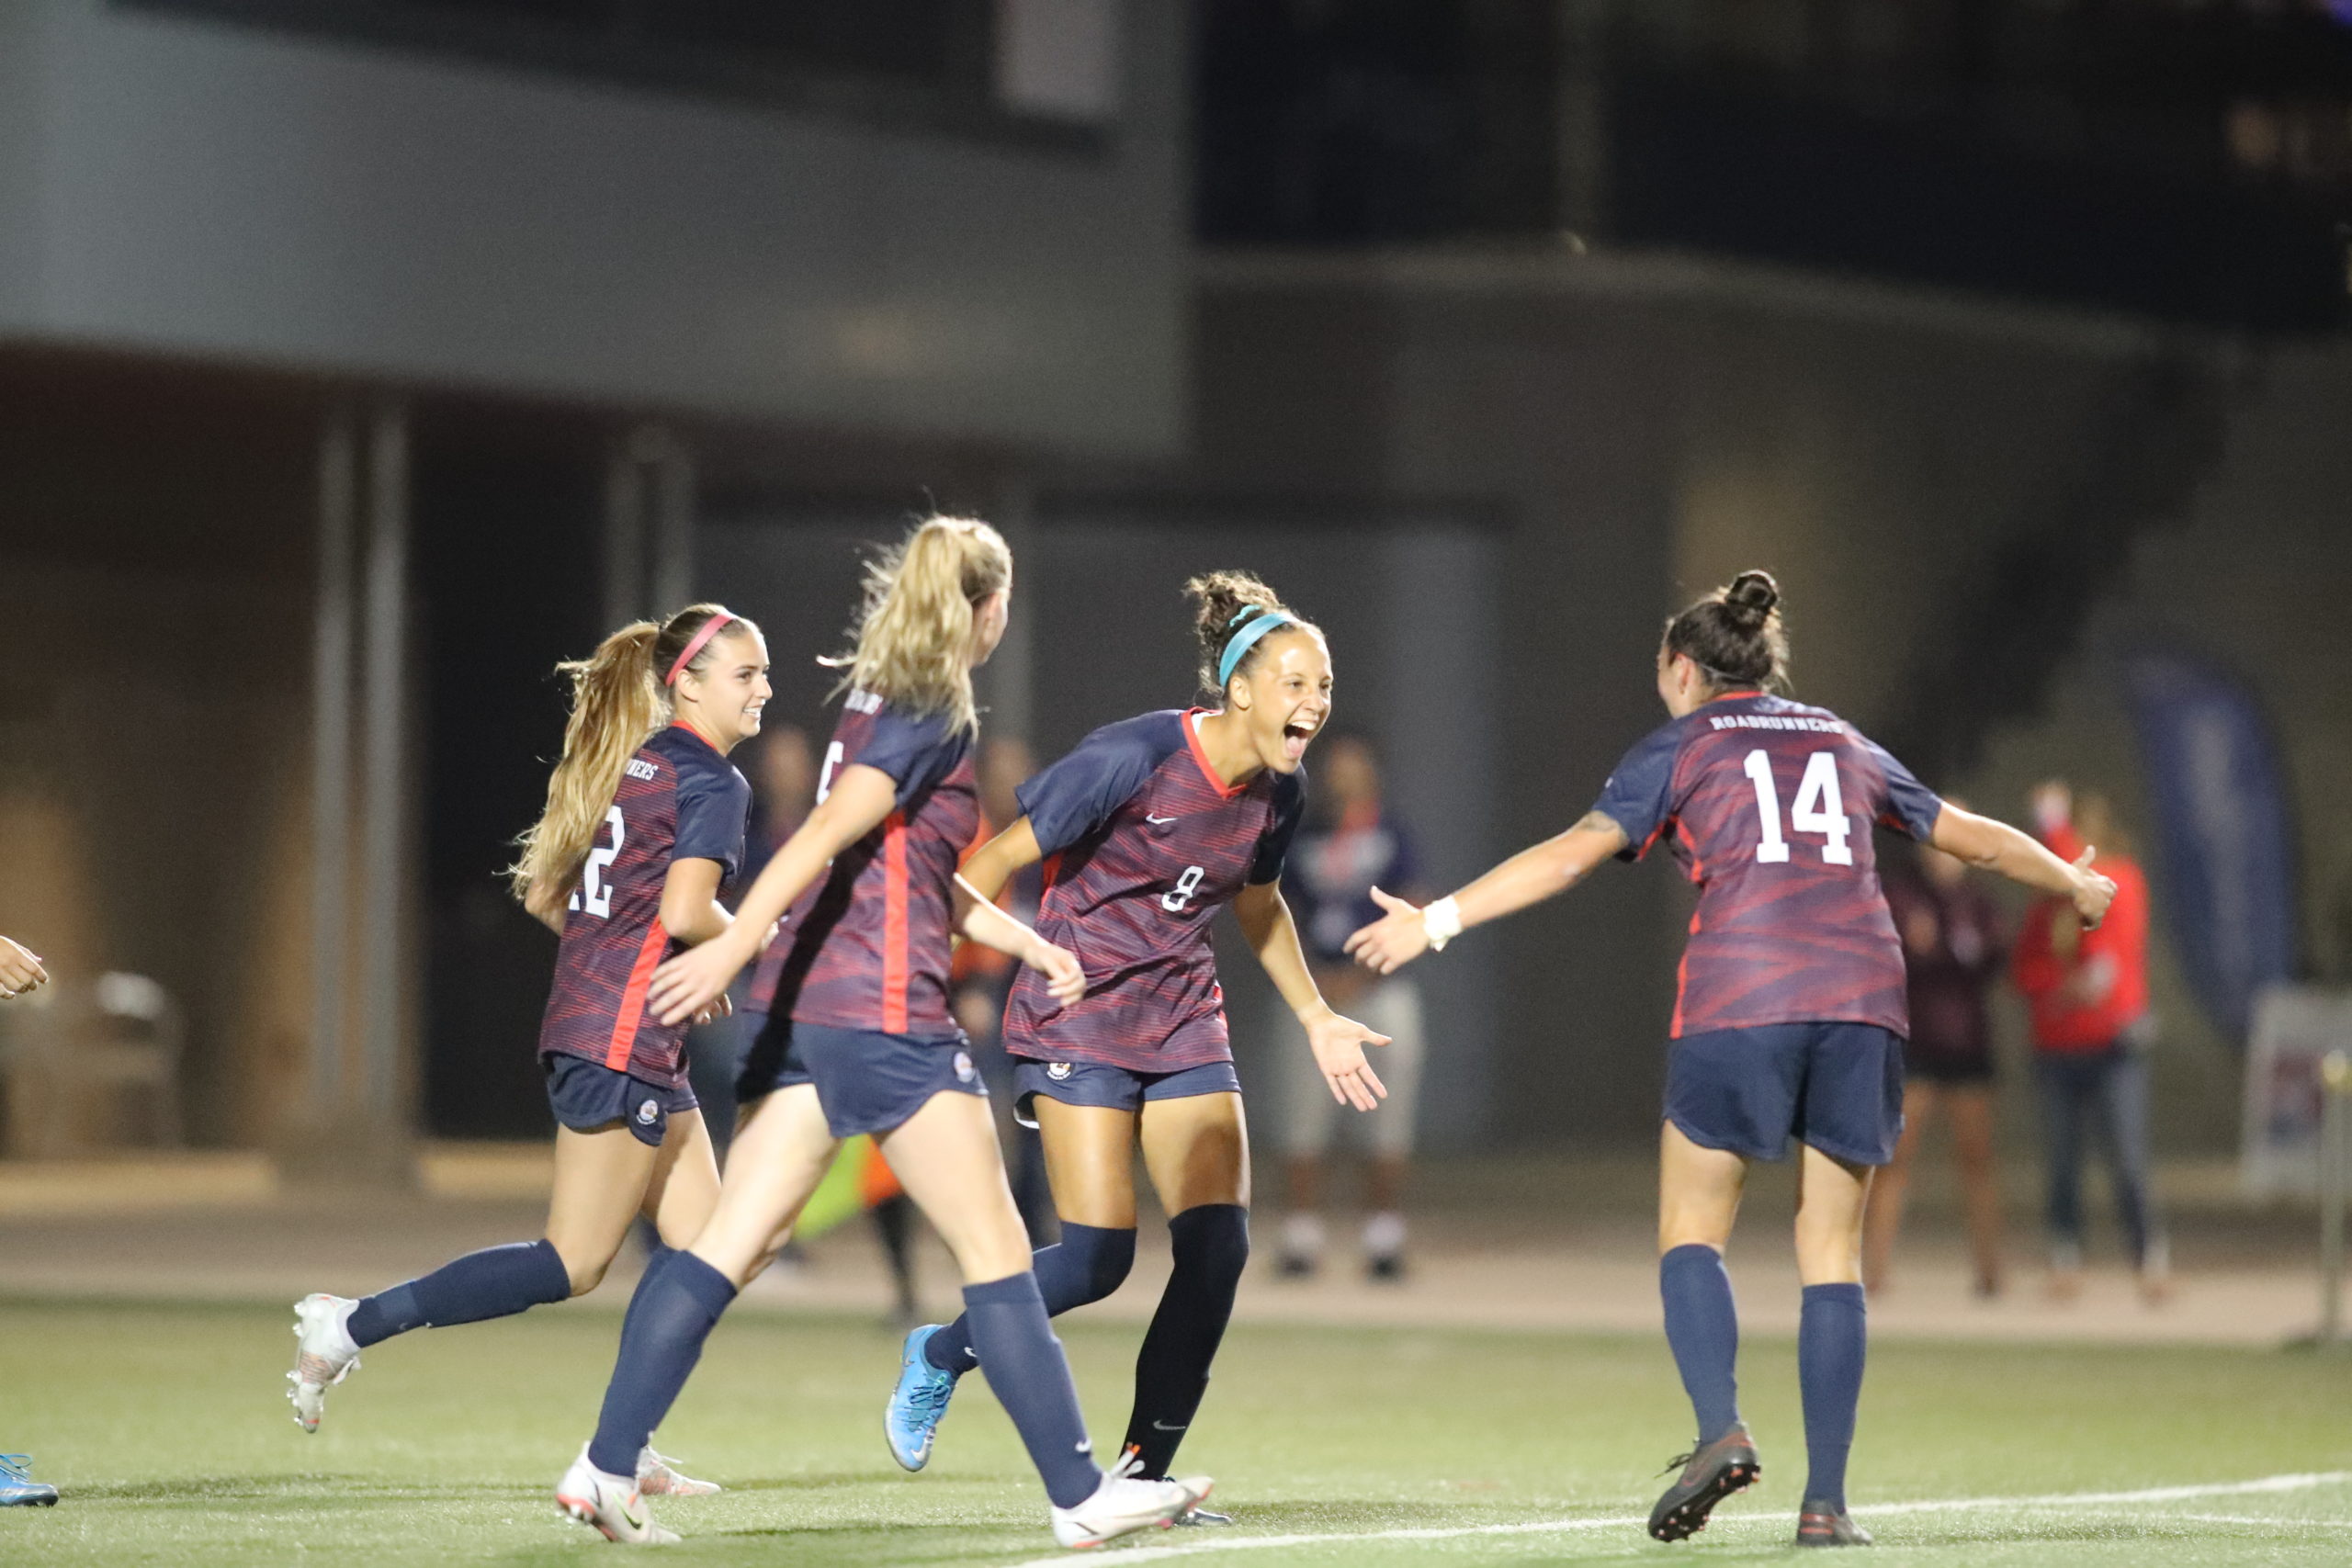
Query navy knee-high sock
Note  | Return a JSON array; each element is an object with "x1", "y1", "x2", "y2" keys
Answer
[
  {"x1": 1123, "y1": 1204, "x2": 1248, "y2": 1479},
  {"x1": 346, "y1": 1239, "x2": 571, "y2": 1348},
  {"x1": 962, "y1": 1272, "x2": 1102, "y2": 1508},
  {"x1": 586, "y1": 1252, "x2": 736, "y2": 1477},
  {"x1": 1798, "y1": 1283, "x2": 1867, "y2": 1510},
  {"x1": 923, "y1": 1223, "x2": 1136, "y2": 1375},
  {"x1": 1660, "y1": 1243, "x2": 1741, "y2": 1444}
]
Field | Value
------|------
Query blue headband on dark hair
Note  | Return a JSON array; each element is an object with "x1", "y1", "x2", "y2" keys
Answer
[{"x1": 1218, "y1": 607, "x2": 1297, "y2": 688}]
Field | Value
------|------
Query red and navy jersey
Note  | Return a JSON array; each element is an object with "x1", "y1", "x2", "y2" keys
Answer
[
  {"x1": 750, "y1": 691, "x2": 978, "y2": 1039},
  {"x1": 537, "y1": 724, "x2": 752, "y2": 1089},
  {"x1": 1004, "y1": 709, "x2": 1306, "y2": 1072},
  {"x1": 1591, "y1": 692, "x2": 1943, "y2": 1039}
]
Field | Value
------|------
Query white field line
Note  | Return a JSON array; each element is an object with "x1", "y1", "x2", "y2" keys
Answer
[{"x1": 999, "y1": 1470, "x2": 2352, "y2": 1568}]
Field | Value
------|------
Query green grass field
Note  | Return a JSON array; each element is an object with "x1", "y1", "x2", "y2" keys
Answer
[{"x1": 1, "y1": 1295, "x2": 2346, "y2": 1565}]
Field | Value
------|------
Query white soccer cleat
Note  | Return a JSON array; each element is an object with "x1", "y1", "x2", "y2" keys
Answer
[
  {"x1": 286, "y1": 1293, "x2": 361, "y2": 1433},
  {"x1": 1048, "y1": 1459, "x2": 1211, "y2": 1550},
  {"x1": 557, "y1": 1445, "x2": 679, "y2": 1545},
  {"x1": 636, "y1": 1445, "x2": 720, "y2": 1497}
]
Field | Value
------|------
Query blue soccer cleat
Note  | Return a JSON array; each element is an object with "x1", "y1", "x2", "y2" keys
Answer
[
  {"x1": 884, "y1": 1325, "x2": 961, "y2": 1472},
  {"x1": 0, "y1": 1454, "x2": 57, "y2": 1507}
]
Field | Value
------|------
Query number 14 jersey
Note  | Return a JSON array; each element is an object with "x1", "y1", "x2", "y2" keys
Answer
[{"x1": 1592, "y1": 692, "x2": 1943, "y2": 1040}]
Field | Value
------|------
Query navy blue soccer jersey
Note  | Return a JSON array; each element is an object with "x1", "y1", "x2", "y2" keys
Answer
[
  {"x1": 537, "y1": 724, "x2": 751, "y2": 1090},
  {"x1": 749, "y1": 691, "x2": 978, "y2": 1038},
  {"x1": 1590, "y1": 692, "x2": 1944, "y2": 1039},
  {"x1": 1004, "y1": 709, "x2": 1306, "y2": 1072}
]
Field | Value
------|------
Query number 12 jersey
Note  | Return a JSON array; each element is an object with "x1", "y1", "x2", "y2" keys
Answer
[{"x1": 1591, "y1": 692, "x2": 1943, "y2": 1040}]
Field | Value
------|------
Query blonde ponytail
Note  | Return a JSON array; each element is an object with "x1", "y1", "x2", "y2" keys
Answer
[
  {"x1": 509, "y1": 603, "x2": 749, "y2": 917},
  {"x1": 828, "y1": 516, "x2": 1011, "y2": 735}
]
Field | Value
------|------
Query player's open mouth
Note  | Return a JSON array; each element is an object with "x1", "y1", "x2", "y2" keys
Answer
[{"x1": 1280, "y1": 717, "x2": 1318, "y2": 759}]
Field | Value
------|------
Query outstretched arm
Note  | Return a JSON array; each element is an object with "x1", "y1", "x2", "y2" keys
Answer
[
  {"x1": 643, "y1": 764, "x2": 899, "y2": 1024},
  {"x1": 949, "y1": 818, "x2": 1083, "y2": 1005},
  {"x1": 1345, "y1": 811, "x2": 1630, "y2": 975},
  {"x1": 1930, "y1": 804, "x2": 2114, "y2": 930},
  {"x1": 1233, "y1": 880, "x2": 1390, "y2": 1111}
]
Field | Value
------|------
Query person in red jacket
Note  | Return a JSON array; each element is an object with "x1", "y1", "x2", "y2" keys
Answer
[{"x1": 2010, "y1": 782, "x2": 2167, "y2": 1303}]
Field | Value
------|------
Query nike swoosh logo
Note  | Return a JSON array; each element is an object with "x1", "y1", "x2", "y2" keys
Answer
[
  {"x1": 1146, "y1": 815, "x2": 1176, "y2": 825},
  {"x1": 618, "y1": 1497, "x2": 645, "y2": 1529},
  {"x1": 1152, "y1": 1420, "x2": 1187, "y2": 1431}
]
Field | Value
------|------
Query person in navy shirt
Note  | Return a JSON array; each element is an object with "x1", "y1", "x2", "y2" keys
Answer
[
  {"x1": 555, "y1": 519, "x2": 1209, "y2": 1549},
  {"x1": 886, "y1": 570, "x2": 1389, "y2": 1507},
  {"x1": 1275, "y1": 733, "x2": 1429, "y2": 1280},
  {"x1": 1348, "y1": 570, "x2": 2117, "y2": 1549},
  {"x1": 288, "y1": 604, "x2": 765, "y2": 1504}
]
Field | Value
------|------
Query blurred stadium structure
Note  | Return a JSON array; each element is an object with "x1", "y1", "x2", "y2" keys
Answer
[{"x1": 0, "y1": 0, "x2": 2347, "y2": 1261}]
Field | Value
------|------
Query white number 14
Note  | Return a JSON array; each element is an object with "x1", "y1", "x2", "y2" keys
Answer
[{"x1": 1743, "y1": 749, "x2": 1853, "y2": 867}]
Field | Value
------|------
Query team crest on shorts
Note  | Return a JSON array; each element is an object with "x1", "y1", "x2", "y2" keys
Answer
[
  {"x1": 954, "y1": 1051, "x2": 976, "y2": 1084},
  {"x1": 1046, "y1": 1062, "x2": 1074, "y2": 1080},
  {"x1": 635, "y1": 1099, "x2": 660, "y2": 1126}
]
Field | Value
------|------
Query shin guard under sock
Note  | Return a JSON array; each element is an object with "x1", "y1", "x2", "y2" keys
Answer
[
  {"x1": 586, "y1": 1252, "x2": 736, "y2": 1477},
  {"x1": 924, "y1": 1223, "x2": 1136, "y2": 1375},
  {"x1": 1659, "y1": 1243, "x2": 1741, "y2": 1445},
  {"x1": 1122, "y1": 1204, "x2": 1248, "y2": 1478},
  {"x1": 1798, "y1": 1282, "x2": 1866, "y2": 1509},
  {"x1": 962, "y1": 1271, "x2": 1101, "y2": 1508},
  {"x1": 347, "y1": 1239, "x2": 571, "y2": 1348}
]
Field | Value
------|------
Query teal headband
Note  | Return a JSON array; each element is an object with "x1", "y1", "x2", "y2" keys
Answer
[{"x1": 1218, "y1": 607, "x2": 1297, "y2": 688}]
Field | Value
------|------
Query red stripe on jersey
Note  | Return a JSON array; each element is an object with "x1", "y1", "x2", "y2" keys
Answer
[
  {"x1": 1668, "y1": 819, "x2": 1706, "y2": 1039},
  {"x1": 1181, "y1": 707, "x2": 1246, "y2": 799},
  {"x1": 882, "y1": 809, "x2": 910, "y2": 1033},
  {"x1": 605, "y1": 918, "x2": 672, "y2": 1069}
]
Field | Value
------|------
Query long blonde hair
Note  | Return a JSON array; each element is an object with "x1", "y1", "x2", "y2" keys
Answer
[
  {"x1": 509, "y1": 603, "x2": 749, "y2": 916},
  {"x1": 826, "y1": 517, "x2": 1011, "y2": 736}
]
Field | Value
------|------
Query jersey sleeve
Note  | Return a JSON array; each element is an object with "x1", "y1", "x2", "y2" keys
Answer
[
  {"x1": 1590, "y1": 720, "x2": 1685, "y2": 861},
  {"x1": 1018, "y1": 713, "x2": 1179, "y2": 857},
  {"x1": 1248, "y1": 768, "x2": 1307, "y2": 886},
  {"x1": 1855, "y1": 734, "x2": 1944, "y2": 842},
  {"x1": 673, "y1": 760, "x2": 752, "y2": 883},
  {"x1": 859, "y1": 709, "x2": 970, "y2": 808}
]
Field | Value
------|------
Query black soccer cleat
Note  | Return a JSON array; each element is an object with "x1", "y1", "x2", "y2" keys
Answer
[
  {"x1": 1647, "y1": 1425, "x2": 1760, "y2": 1541},
  {"x1": 1794, "y1": 1501, "x2": 1872, "y2": 1547}
]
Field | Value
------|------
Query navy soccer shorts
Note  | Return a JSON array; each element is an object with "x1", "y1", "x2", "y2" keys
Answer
[
  {"x1": 737, "y1": 1017, "x2": 985, "y2": 1138},
  {"x1": 1010, "y1": 1056, "x2": 1243, "y2": 1129},
  {"x1": 543, "y1": 1054, "x2": 699, "y2": 1148},
  {"x1": 1664, "y1": 1021, "x2": 1906, "y2": 1167}
]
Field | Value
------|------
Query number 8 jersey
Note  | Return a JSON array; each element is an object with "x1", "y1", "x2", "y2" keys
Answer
[
  {"x1": 1004, "y1": 708, "x2": 1305, "y2": 1073},
  {"x1": 1592, "y1": 692, "x2": 1943, "y2": 1040},
  {"x1": 537, "y1": 724, "x2": 752, "y2": 1089}
]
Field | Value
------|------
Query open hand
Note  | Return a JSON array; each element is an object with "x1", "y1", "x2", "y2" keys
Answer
[
  {"x1": 1342, "y1": 886, "x2": 1430, "y2": 976},
  {"x1": 1306, "y1": 1008, "x2": 1391, "y2": 1111}
]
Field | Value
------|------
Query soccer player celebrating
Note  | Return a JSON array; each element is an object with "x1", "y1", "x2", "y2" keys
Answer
[
  {"x1": 557, "y1": 518, "x2": 1207, "y2": 1549},
  {"x1": 1347, "y1": 571, "x2": 2115, "y2": 1548},
  {"x1": 884, "y1": 570, "x2": 1388, "y2": 1517},
  {"x1": 288, "y1": 604, "x2": 765, "y2": 1505}
]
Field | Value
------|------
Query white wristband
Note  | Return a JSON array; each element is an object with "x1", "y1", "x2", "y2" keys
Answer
[{"x1": 1422, "y1": 896, "x2": 1463, "y2": 952}]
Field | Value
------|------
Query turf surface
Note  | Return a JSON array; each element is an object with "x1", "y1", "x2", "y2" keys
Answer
[{"x1": 1, "y1": 1295, "x2": 2346, "y2": 1564}]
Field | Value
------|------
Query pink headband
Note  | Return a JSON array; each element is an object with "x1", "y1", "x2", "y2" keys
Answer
[{"x1": 665, "y1": 612, "x2": 737, "y2": 687}]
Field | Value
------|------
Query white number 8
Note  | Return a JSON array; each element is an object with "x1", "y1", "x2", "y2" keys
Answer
[
  {"x1": 1162, "y1": 864, "x2": 1206, "y2": 913},
  {"x1": 569, "y1": 805, "x2": 626, "y2": 918}
]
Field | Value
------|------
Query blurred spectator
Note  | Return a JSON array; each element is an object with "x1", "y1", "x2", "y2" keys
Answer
[
  {"x1": 1276, "y1": 733, "x2": 1424, "y2": 1281},
  {"x1": 951, "y1": 735, "x2": 1054, "y2": 1243},
  {"x1": 1863, "y1": 807, "x2": 2007, "y2": 1297},
  {"x1": 2011, "y1": 783, "x2": 2168, "y2": 1303}
]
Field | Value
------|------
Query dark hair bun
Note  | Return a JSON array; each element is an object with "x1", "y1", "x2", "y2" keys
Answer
[
  {"x1": 1182, "y1": 569, "x2": 1286, "y2": 696},
  {"x1": 1723, "y1": 570, "x2": 1780, "y2": 630}
]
